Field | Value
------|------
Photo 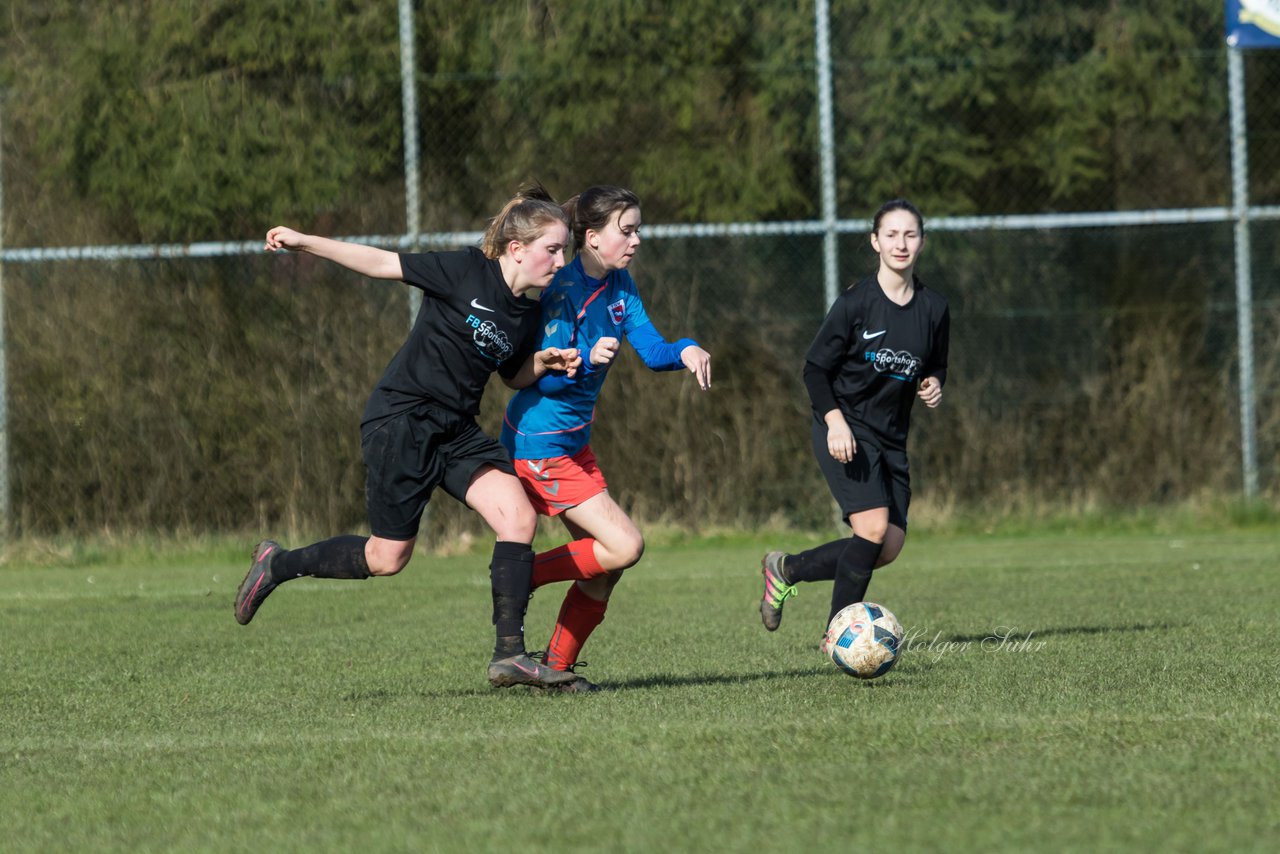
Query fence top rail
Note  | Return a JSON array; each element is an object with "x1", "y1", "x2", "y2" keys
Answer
[{"x1": 3, "y1": 206, "x2": 1279, "y2": 263}]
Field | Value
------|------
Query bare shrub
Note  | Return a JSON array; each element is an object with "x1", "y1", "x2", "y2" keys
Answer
[{"x1": 5, "y1": 229, "x2": 1268, "y2": 540}]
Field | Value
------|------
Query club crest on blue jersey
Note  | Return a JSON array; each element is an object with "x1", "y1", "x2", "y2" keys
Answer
[{"x1": 608, "y1": 298, "x2": 626, "y2": 326}]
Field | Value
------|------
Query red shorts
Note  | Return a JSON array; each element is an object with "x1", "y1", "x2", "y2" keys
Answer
[{"x1": 514, "y1": 446, "x2": 608, "y2": 517}]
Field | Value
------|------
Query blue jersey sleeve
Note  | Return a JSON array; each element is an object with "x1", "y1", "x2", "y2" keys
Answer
[
  {"x1": 626, "y1": 321, "x2": 696, "y2": 371},
  {"x1": 618, "y1": 277, "x2": 697, "y2": 372}
]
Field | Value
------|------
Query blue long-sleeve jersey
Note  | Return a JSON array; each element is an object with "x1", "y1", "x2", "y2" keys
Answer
[{"x1": 501, "y1": 257, "x2": 697, "y2": 460}]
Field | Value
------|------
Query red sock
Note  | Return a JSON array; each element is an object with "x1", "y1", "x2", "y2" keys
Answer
[
  {"x1": 531, "y1": 538, "x2": 607, "y2": 589},
  {"x1": 545, "y1": 583, "x2": 608, "y2": 671}
]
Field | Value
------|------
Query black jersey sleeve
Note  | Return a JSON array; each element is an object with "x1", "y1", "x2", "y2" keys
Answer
[
  {"x1": 803, "y1": 295, "x2": 854, "y2": 415},
  {"x1": 803, "y1": 360, "x2": 840, "y2": 416},
  {"x1": 398, "y1": 250, "x2": 464, "y2": 300},
  {"x1": 804, "y1": 294, "x2": 853, "y2": 372},
  {"x1": 803, "y1": 295, "x2": 855, "y2": 417}
]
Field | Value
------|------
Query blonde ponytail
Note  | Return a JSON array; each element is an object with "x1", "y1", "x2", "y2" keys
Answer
[{"x1": 481, "y1": 183, "x2": 568, "y2": 259}]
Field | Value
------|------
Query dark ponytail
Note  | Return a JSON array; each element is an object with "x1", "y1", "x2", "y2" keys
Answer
[{"x1": 562, "y1": 185, "x2": 641, "y2": 252}]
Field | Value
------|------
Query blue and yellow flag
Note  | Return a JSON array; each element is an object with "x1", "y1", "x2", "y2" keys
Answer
[{"x1": 1228, "y1": 0, "x2": 1280, "y2": 47}]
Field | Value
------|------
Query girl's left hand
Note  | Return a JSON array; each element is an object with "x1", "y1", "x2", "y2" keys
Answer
[
  {"x1": 681, "y1": 346, "x2": 711, "y2": 391},
  {"x1": 590, "y1": 337, "x2": 621, "y2": 367},
  {"x1": 918, "y1": 376, "x2": 942, "y2": 408}
]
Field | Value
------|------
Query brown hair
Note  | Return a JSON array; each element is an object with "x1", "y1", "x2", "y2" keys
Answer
[
  {"x1": 561, "y1": 185, "x2": 641, "y2": 252},
  {"x1": 480, "y1": 182, "x2": 569, "y2": 259},
  {"x1": 872, "y1": 198, "x2": 925, "y2": 234}
]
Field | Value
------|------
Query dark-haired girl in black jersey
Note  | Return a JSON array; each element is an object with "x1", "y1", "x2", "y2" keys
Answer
[
  {"x1": 234, "y1": 186, "x2": 583, "y2": 690},
  {"x1": 758, "y1": 199, "x2": 950, "y2": 654}
]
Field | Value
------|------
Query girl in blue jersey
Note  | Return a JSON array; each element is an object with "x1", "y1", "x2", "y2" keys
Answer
[
  {"x1": 758, "y1": 199, "x2": 949, "y2": 655},
  {"x1": 235, "y1": 186, "x2": 584, "y2": 690},
  {"x1": 501, "y1": 185, "x2": 712, "y2": 692}
]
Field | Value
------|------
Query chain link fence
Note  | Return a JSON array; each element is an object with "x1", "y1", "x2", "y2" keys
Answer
[{"x1": 1, "y1": 2, "x2": 1277, "y2": 538}]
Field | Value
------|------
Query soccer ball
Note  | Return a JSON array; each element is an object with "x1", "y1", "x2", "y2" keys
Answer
[{"x1": 824, "y1": 602, "x2": 903, "y2": 679}]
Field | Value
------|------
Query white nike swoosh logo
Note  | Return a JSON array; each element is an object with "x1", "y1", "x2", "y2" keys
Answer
[
  {"x1": 862, "y1": 329, "x2": 887, "y2": 340},
  {"x1": 470, "y1": 299, "x2": 495, "y2": 312}
]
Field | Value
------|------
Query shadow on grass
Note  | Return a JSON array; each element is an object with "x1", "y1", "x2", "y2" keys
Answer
[
  {"x1": 592, "y1": 666, "x2": 835, "y2": 691},
  {"x1": 348, "y1": 664, "x2": 847, "y2": 701},
  {"x1": 338, "y1": 625, "x2": 1178, "y2": 702}
]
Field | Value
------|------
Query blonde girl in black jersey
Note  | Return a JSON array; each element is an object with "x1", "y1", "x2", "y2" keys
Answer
[{"x1": 234, "y1": 186, "x2": 584, "y2": 690}]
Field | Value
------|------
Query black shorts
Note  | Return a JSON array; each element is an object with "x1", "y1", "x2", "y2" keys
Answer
[
  {"x1": 810, "y1": 415, "x2": 910, "y2": 530},
  {"x1": 360, "y1": 404, "x2": 515, "y2": 540}
]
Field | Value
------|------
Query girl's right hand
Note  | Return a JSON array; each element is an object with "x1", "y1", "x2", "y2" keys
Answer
[
  {"x1": 590, "y1": 337, "x2": 620, "y2": 367},
  {"x1": 265, "y1": 226, "x2": 305, "y2": 252},
  {"x1": 538, "y1": 347, "x2": 581, "y2": 378},
  {"x1": 825, "y1": 413, "x2": 855, "y2": 463}
]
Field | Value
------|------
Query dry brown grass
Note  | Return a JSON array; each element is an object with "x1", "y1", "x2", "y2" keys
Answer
[{"x1": 6, "y1": 237, "x2": 1276, "y2": 541}]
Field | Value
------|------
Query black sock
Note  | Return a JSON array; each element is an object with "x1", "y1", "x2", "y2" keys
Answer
[
  {"x1": 828, "y1": 536, "x2": 883, "y2": 624},
  {"x1": 490, "y1": 540, "x2": 534, "y2": 659},
  {"x1": 270, "y1": 535, "x2": 372, "y2": 582},
  {"x1": 782, "y1": 538, "x2": 848, "y2": 583}
]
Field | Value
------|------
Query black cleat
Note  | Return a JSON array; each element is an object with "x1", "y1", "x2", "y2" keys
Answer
[
  {"x1": 234, "y1": 540, "x2": 281, "y2": 625},
  {"x1": 486, "y1": 654, "x2": 580, "y2": 689},
  {"x1": 529, "y1": 674, "x2": 607, "y2": 695},
  {"x1": 526, "y1": 654, "x2": 607, "y2": 694}
]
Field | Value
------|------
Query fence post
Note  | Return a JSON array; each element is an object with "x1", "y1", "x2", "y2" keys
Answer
[
  {"x1": 1227, "y1": 47, "x2": 1258, "y2": 498},
  {"x1": 815, "y1": 0, "x2": 839, "y2": 307},
  {"x1": 399, "y1": 0, "x2": 422, "y2": 327},
  {"x1": 0, "y1": 92, "x2": 10, "y2": 541}
]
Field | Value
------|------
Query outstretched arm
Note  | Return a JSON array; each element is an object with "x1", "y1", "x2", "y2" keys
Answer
[
  {"x1": 265, "y1": 226, "x2": 404, "y2": 280},
  {"x1": 625, "y1": 319, "x2": 707, "y2": 390}
]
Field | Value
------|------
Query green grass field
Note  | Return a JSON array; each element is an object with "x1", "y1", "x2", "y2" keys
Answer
[{"x1": 3, "y1": 526, "x2": 1278, "y2": 852}]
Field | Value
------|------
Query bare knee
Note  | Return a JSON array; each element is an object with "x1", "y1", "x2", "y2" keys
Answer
[
  {"x1": 850, "y1": 519, "x2": 889, "y2": 545},
  {"x1": 491, "y1": 502, "x2": 538, "y2": 543},
  {"x1": 507, "y1": 504, "x2": 539, "y2": 543},
  {"x1": 368, "y1": 555, "x2": 409, "y2": 576},
  {"x1": 618, "y1": 532, "x2": 645, "y2": 569},
  {"x1": 601, "y1": 531, "x2": 644, "y2": 571},
  {"x1": 366, "y1": 538, "x2": 414, "y2": 576},
  {"x1": 467, "y1": 468, "x2": 539, "y2": 543}
]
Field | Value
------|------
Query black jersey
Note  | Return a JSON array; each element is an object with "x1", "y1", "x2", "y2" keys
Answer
[
  {"x1": 804, "y1": 274, "x2": 950, "y2": 450},
  {"x1": 361, "y1": 247, "x2": 541, "y2": 427}
]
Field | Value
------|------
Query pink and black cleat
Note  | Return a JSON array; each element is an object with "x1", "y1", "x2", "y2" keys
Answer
[
  {"x1": 234, "y1": 540, "x2": 281, "y2": 625},
  {"x1": 486, "y1": 654, "x2": 580, "y2": 689}
]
